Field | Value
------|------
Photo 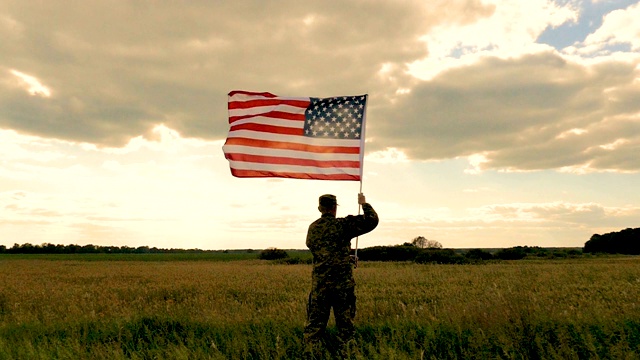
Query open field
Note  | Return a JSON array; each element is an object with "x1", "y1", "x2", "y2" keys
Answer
[{"x1": 1, "y1": 255, "x2": 640, "y2": 359}]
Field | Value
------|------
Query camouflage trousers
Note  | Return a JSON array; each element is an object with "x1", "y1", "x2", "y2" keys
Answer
[{"x1": 303, "y1": 283, "x2": 356, "y2": 358}]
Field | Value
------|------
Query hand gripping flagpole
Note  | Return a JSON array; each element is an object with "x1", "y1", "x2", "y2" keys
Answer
[{"x1": 353, "y1": 94, "x2": 368, "y2": 268}]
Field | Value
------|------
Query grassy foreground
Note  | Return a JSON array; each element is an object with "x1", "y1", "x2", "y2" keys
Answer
[{"x1": 1, "y1": 256, "x2": 640, "y2": 359}]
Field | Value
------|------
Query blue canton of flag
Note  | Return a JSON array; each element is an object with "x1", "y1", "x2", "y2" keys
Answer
[{"x1": 304, "y1": 95, "x2": 367, "y2": 139}]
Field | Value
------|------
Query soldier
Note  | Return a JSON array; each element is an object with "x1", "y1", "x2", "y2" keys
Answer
[{"x1": 304, "y1": 193, "x2": 379, "y2": 359}]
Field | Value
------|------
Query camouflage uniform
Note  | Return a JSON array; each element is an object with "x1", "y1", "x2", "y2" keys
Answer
[{"x1": 304, "y1": 194, "x2": 379, "y2": 358}]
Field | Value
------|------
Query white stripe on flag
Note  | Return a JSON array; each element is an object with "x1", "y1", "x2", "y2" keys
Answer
[
  {"x1": 229, "y1": 104, "x2": 308, "y2": 118},
  {"x1": 225, "y1": 130, "x2": 361, "y2": 148},
  {"x1": 228, "y1": 116, "x2": 305, "y2": 129}
]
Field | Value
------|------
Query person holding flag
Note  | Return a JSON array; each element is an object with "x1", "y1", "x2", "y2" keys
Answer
[
  {"x1": 304, "y1": 192, "x2": 378, "y2": 359},
  {"x1": 223, "y1": 90, "x2": 377, "y2": 357}
]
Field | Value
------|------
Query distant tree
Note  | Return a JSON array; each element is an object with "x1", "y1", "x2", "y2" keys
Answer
[
  {"x1": 134, "y1": 246, "x2": 150, "y2": 254},
  {"x1": 85, "y1": 244, "x2": 102, "y2": 253},
  {"x1": 415, "y1": 249, "x2": 466, "y2": 264},
  {"x1": 465, "y1": 248, "x2": 494, "y2": 261},
  {"x1": 495, "y1": 247, "x2": 527, "y2": 260},
  {"x1": 584, "y1": 228, "x2": 640, "y2": 255},
  {"x1": 411, "y1": 236, "x2": 443, "y2": 249},
  {"x1": 259, "y1": 248, "x2": 289, "y2": 260},
  {"x1": 566, "y1": 249, "x2": 582, "y2": 257},
  {"x1": 357, "y1": 244, "x2": 422, "y2": 262}
]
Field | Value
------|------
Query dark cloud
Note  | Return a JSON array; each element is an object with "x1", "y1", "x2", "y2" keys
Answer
[{"x1": 0, "y1": 0, "x2": 492, "y2": 146}]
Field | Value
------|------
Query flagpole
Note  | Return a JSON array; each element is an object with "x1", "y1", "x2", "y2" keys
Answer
[
  {"x1": 354, "y1": 179, "x2": 362, "y2": 263},
  {"x1": 353, "y1": 94, "x2": 368, "y2": 267}
]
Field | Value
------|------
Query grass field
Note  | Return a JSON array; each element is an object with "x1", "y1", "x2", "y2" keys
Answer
[{"x1": 1, "y1": 255, "x2": 639, "y2": 359}]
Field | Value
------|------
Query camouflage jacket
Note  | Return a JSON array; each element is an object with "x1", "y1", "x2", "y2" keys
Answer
[{"x1": 306, "y1": 203, "x2": 379, "y2": 289}]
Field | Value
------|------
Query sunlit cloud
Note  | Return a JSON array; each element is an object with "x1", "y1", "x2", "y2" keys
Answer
[
  {"x1": 556, "y1": 128, "x2": 588, "y2": 139},
  {"x1": 9, "y1": 69, "x2": 51, "y2": 97},
  {"x1": 464, "y1": 153, "x2": 490, "y2": 174},
  {"x1": 599, "y1": 138, "x2": 629, "y2": 150},
  {"x1": 408, "y1": 0, "x2": 577, "y2": 80},
  {"x1": 582, "y1": 2, "x2": 640, "y2": 51}
]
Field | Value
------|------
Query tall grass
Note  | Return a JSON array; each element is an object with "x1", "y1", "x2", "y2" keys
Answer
[{"x1": 1, "y1": 256, "x2": 639, "y2": 359}]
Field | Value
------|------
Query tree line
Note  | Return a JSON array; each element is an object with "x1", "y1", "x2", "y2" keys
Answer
[
  {"x1": 0, "y1": 243, "x2": 221, "y2": 254},
  {"x1": 355, "y1": 243, "x2": 583, "y2": 264},
  {"x1": 2, "y1": 227, "x2": 636, "y2": 259}
]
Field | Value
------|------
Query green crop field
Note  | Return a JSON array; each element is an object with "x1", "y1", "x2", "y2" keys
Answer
[{"x1": 1, "y1": 255, "x2": 639, "y2": 359}]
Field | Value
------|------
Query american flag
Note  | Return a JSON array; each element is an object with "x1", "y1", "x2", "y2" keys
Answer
[{"x1": 223, "y1": 90, "x2": 368, "y2": 181}]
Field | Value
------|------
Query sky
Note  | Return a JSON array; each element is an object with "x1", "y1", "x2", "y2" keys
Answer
[{"x1": 1, "y1": 0, "x2": 639, "y2": 250}]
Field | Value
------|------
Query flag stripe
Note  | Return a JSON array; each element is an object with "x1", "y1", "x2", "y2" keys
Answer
[
  {"x1": 228, "y1": 90, "x2": 278, "y2": 99},
  {"x1": 228, "y1": 98, "x2": 310, "y2": 110},
  {"x1": 229, "y1": 168, "x2": 359, "y2": 181},
  {"x1": 225, "y1": 130, "x2": 360, "y2": 149},
  {"x1": 224, "y1": 137, "x2": 360, "y2": 154},
  {"x1": 222, "y1": 145, "x2": 360, "y2": 161},
  {"x1": 229, "y1": 104, "x2": 308, "y2": 119},
  {"x1": 227, "y1": 115, "x2": 304, "y2": 129},
  {"x1": 229, "y1": 110, "x2": 306, "y2": 124},
  {"x1": 225, "y1": 153, "x2": 360, "y2": 168},
  {"x1": 229, "y1": 123, "x2": 304, "y2": 136},
  {"x1": 227, "y1": 160, "x2": 361, "y2": 175}
]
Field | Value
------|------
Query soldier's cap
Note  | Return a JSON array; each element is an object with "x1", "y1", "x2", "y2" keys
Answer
[{"x1": 319, "y1": 194, "x2": 338, "y2": 207}]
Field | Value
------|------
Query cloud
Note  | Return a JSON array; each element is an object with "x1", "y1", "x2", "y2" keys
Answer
[
  {"x1": 409, "y1": 0, "x2": 577, "y2": 79},
  {"x1": 373, "y1": 51, "x2": 640, "y2": 172},
  {"x1": 1, "y1": 0, "x2": 637, "y2": 176},
  {"x1": 0, "y1": 0, "x2": 495, "y2": 146}
]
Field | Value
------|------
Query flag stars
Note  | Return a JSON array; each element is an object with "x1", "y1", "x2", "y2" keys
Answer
[{"x1": 304, "y1": 95, "x2": 367, "y2": 139}]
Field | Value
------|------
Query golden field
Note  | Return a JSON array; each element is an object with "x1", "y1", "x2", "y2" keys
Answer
[{"x1": 1, "y1": 255, "x2": 639, "y2": 359}]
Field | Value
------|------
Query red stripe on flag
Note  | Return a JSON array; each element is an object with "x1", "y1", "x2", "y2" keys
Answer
[
  {"x1": 225, "y1": 153, "x2": 360, "y2": 168},
  {"x1": 229, "y1": 123, "x2": 303, "y2": 136},
  {"x1": 228, "y1": 90, "x2": 278, "y2": 98},
  {"x1": 228, "y1": 98, "x2": 310, "y2": 110},
  {"x1": 230, "y1": 168, "x2": 360, "y2": 181}
]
